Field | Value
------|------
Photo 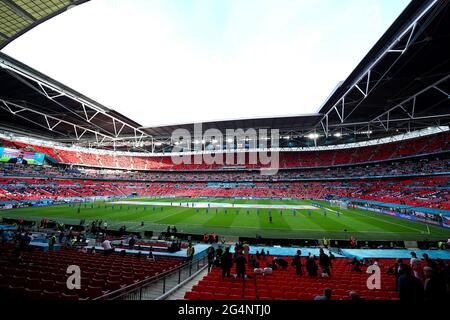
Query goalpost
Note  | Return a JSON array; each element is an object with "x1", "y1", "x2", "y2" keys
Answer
[{"x1": 329, "y1": 199, "x2": 348, "y2": 210}]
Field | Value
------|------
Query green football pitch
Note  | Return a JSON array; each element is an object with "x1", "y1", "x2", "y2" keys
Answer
[{"x1": 2, "y1": 197, "x2": 449, "y2": 241}]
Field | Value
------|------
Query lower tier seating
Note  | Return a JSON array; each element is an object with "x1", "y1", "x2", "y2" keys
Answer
[
  {"x1": 0, "y1": 244, "x2": 183, "y2": 300},
  {"x1": 185, "y1": 257, "x2": 399, "y2": 300}
]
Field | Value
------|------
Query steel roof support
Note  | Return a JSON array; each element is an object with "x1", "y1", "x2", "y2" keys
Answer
[
  {"x1": 0, "y1": 99, "x2": 115, "y2": 142},
  {"x1": 0, "y1": 55, "x2": 153, "y2": 142},
  {"x1": 314, "y1": 0, "x2": 439, "y2": 136}
]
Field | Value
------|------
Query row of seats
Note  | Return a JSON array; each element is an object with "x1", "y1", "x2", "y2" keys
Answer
[
  {"x1": 0, "y1": 244, "x2": 183, "y2": 300},
  {"x1": 184, "y1": 257, "x2": 399, "y2": 300},
  {"x1": 1, "y1": 131, "x2": 448, "y2": 170},
  {"x1": 2, "y1": 156, "x2": 448, "y2": 182},
  {"x1": 1, "y1": 176, "x2": 449, "y2": 210}
]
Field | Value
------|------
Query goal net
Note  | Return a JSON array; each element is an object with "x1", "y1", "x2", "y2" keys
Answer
[{"x1": 329, "y1": 200, "x2": 348, "y2": 209}]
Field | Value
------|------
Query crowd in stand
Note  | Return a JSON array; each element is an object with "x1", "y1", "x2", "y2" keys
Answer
[
  {"x1": 1, "y1": 157, "x2": 448, "y2": 182},
  {"x1": 1, "y1": 131, "x2": 449, "y2": 170},
  {"x1": 0, "y1": 178, "x2": 449, "y2": 211},
  {"x1": 1, "y1": 134, "x2": 450, "y2": 211},
  {"x1": 1, "y1": 175, "x2": 449, "y2": 210}
]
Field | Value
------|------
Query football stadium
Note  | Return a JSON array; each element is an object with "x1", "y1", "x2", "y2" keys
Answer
[{"x1": 0, "y1": 0, "x2": 449, "y2": 305}]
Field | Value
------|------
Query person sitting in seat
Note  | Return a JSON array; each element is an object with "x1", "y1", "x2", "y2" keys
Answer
[
  {"x1": 314, "y1": 288, "x2": 332, "y2": 300},
  {"x1": 349, "y1": 257, "x2": 362, "y2": 272},
  {"x1": 348, "y1": 291, "x2": 362, "y2": 301},
  {"x1": 263, "y1": 263, "x2": 273, "y2": 276},
  {"x1": 254, "y1": 267, "x2": 264, "y2": 275}
]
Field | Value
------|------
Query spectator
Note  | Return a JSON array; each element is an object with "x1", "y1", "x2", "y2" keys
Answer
[
  {"x1": 243, "y1": 242, "x2": 250, "y2": 255},
  {"x1": 58, "y1": 231, "x2": 64, "y2": 244},
  {"x1": 398, "y1": 264, "x2": 424, "y2": 301},
  {"x1": 292, "y1": 250, "x2": 303, "y2": 275},
  {"x1": 350, "y1": 257, "x2": 362, "y2": 272},
  {"x1": 207, "y1": 245, "x2": 215, "y2": 272},
  {"x1": 216, "y1": 245, "x2": 223, "y2": 258},
  {"x1": 423, "y1": 266, "x2": 447, "y2": 302},
  {"x1": 323, "y1": 238, "x2": 329, "y2": 249},
  {"x1": 348, "y1": 291, "x2": 362, "y2": 301},
  {"x1": 1, "y1": 230, "x2": 11, "y2": 243},
  {"x1": 273, "y1": 257, "x2": 289, "y2": 270},
  {"x1": 221, "y1": 247, "x2": 233, "y2": 279},
  {"x1": 128, "y1": 236, "x2": 136, "y2": 248},
  {"x1": 306, "y1": 255, "x2": 318, "y2": 277},
  {"x1": 148, "y1": 249, "x2": 155, "y2": 262},
  {"x1": 186, "y1": 243, "x2": 195, "y2": 261},
  {"x1": 260, "y1": 249, "x2": 266, "y2": 259},
  {"x1": 314, "y1": 288, "x2": 332, "y2": 301},
  {"x1": 319, "y1": 248, "x2": 331, "y2": 276},
  {"x1": 101, "y1": 238, "x2": 114, "y2": 254},
  {"x1": 435, "y1": 258, "x2": 449, "y2": 286},
  {"x1": 263, "y1": 263, "x2": 273, "y2": 276},
  {"x1": 235, "y1": 251, "x2": 247, "y2": 279},
  {"x1": 19, "y1": 232, "x2": 31, "y2": 252},
  {"x1": 422, "y1": 253, "x2": 437, "y2": 270},
  {"x1": 254, "y1": 266, "x2": 264, "y2": 275},
  {"x1": 410, "y1": 252, "x2": 422, "y2": 281},
  {"x1": 329, "y1": 251, "x2": 336, "y2": 263},
  {"x1": 391, "y1": 258, "x2": 405, "y2": 280},
  {"x1": 48, "y1": 234, "x2": 56, "y2": 251}
]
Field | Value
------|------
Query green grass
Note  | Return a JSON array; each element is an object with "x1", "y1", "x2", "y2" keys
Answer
[{"x1": 2, "y1": 197, "x2": 449, "y2": 241}]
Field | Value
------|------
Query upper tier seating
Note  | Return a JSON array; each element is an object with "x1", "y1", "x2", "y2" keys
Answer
[
  {"x1": 184, "y1": 256, "x2": 399, "y2": 300},
  {"x1": 1, "y1": 156, "x2": 448, "y2": 182},
  {"x1": 1, "y1": 131, "x2": 448, "y2": 170}
]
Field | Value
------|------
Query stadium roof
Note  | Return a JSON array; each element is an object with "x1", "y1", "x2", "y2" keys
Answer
[
  {"x1": 0, "y1": 0, "x2": 449, "y2": 152},
  {"x1": 0, "y1": 0, "x2": 89, "y2": 49}
]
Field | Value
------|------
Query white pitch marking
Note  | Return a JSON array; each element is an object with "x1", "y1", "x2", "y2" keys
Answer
[{"x1": 111, "y1": 201, "x2": 319, "y2": 210}]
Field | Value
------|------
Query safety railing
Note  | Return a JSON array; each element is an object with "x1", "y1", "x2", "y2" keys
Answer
[{"x1": 93, "y1": 254, "x2": 208, "y2": 300}]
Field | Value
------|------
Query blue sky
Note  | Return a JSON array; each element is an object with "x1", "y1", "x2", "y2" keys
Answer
[{"x1": 3, "y1": 0, "x2": 410, "y2": 127}]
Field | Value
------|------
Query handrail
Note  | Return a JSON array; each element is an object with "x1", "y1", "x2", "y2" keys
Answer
[
  {"x1": 156, "y1": 260, "x2": 208, "y2": 300},
  {"x1": 93, "y1": 254, "x2": 207, "y2": 300}
]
